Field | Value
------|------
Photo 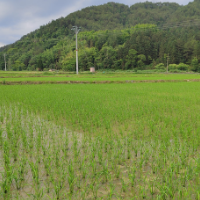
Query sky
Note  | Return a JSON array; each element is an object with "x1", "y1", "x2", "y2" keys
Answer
[{"x1": 0, "y1": 0, "x2": 193, "y2": 47}]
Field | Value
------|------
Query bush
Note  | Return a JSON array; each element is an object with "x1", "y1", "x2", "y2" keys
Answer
[
  {"x1": 155, "y1": 63, "x2": 165, "y2": 70},
  {"x1": 178, "y1": 63, "x2": 189, "y2": 71},
  {"x1": 62, "y1": 64, "x2": 75, "y2": 71},
  {"x1": 191, "y1": 57, "x2": 200, "y2": 72},
  {"x1": 168, "y1": 64, "x2": 178, "y2": 71}
]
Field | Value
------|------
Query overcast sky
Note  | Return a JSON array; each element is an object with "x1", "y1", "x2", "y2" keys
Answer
[{"x1": 0, "y1": 0, "x2": 193, "y2": 47}]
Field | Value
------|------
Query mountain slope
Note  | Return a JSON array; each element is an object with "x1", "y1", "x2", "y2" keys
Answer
[{"x1": 1, "y1": 1, "x2": 200, "y2": 71}]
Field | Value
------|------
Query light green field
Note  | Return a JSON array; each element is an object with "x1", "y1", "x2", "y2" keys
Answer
[
  {"x1": 1, "y1": 71, "x2": 200, "y2": 83},
  {"x1": 0, "y1": 80, "x2": 200, "y2": 199}
]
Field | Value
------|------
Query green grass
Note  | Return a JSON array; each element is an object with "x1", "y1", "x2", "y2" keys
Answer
[{"x1": 0, "y1": 81, "x2": 200, "y2": 199}]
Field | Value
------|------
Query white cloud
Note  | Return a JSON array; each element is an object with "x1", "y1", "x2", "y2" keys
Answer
[
  {"x1": 0, "y1": 42, "x2": 6, "y2": 48},
  {"x1": 0, "y1": 2, "x2": 11, "y2": 21}
]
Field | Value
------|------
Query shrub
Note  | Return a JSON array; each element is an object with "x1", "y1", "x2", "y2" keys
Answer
[
  {"x1": 191, "y1": 57, "x2": 200, "y2": 72},
  {"x1": 155, "y1": 63, "x2": 165, "y2": 70},
  {"x1": 168, "y1": 64, "x2": 178, "y2": 71},
  {"x1": 178, "y1": 63, "x2": 189, "y2": 71}
]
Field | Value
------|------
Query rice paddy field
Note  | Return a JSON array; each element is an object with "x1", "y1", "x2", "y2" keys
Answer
[
  {"x1": 1, "y1": 72, "x2": 200, "y2": 199},
  {"x1": 1, "y1": 71, "x2": 200, "y2": 84}
]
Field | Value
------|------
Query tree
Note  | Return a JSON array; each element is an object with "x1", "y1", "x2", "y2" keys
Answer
[
  {"x1": 137, "y1": 54, "x2": 146, "y2": 69},
  {"x1": 38, "y1": 57, "x2": 44, "y2": 71},
  {"x1": 191, "y1": 57, "x2": 200, "y2": 72},
  {"x1": 125, "y1": 49, "x2": 137, "y2": 69}
]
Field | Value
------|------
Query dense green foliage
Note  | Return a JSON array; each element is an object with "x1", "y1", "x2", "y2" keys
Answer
[{"x1": 1, "y1": 1, "x2": 200, "y2": 71}]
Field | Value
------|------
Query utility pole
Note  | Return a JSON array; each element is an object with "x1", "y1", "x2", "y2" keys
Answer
[
  {"x1": 167, "y1": 54, "x2": 169, "y2": 73},
  {"x1": 71, "y1": 26, "x2": 81, "y2": 74},
  {"x1": 3, "y1": 54, "x2": 6, "y2": 71}
]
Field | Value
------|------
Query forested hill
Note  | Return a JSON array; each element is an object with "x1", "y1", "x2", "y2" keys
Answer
[{"x1": 1, "y1": 1, "x2": 200, "y2": 71}]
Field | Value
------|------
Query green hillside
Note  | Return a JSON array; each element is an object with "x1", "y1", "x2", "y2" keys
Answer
[{"x1": 1, "y1": 1, "x2": 200, "y2": 72}]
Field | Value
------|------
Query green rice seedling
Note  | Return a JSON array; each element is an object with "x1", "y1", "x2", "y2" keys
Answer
[
  {"x1": 29, "y1": 161, "x2": 40, "y2": 186},
  {"x1": 91, "y1": 160, "x2": 97, "y2": 177},
  {"x1": 76, "y1": 175, "x2": 82, "y2": 190},
  {"x1": 115, "y1": 165, "x2": 121, "y2": 179},
  {"x1": 194, "y1": 186, "x2": 200, "y2": 200},
  {"x1": 43, "y1": 154, "x2": 51, "y2": 176},
  {"x1": 128, "y1": 166, "x2": 136, "y2": 187},
  {"x1": 28, "y1": 186, "x2": 44, "y2": 200},
  {"x1": 63, "y1": 132, "x2": 69, "y2": 150},
  {"x1": 104, "y1": 141, "x2": 108, "y2": 153},
  {"x1": 178, "y1": 189, "x2": 183, "y2": 199},
  {"x1": 13, "y1": 170, "x2": 23, "y2": 190},
  {"x1": 82, "y1": 135, "x2": 87, "y2": 150},
  {"x1": 21, "y1": 130, "x2": 28, "y2": 151},
  {"x1": 42, "y1": 145, "x2": 46, "y2": 156},
  {"x1": 1, "y1": 166, "x2": 13, "y2": 196},
  {"x1": 3, "y1": 140, "x2": 10, "y2": 168},
  {"x1": 72, "y1": 134, "x2": 78, "y2": 151},
  {"x1": 0, "y1": 128, "x2": 3, "y2": 146},
  {"x1": 1, "y1": 174, "x2": 12, "y2": 198},
  {"x1": 59, "y1": 163, "x2": 67, "y2": 188},
  {"x1": 182, "y1": 187, "x2": 189, "y2": 199},
  {"x1": 133, "y1": 145, "x2": 138, "y2": 158},
  {"x1": 89, "y1": 179, "x2": 101, "y2": 200},
  {"x1": 80, "y1": 187, "x2": 88, "y2": 200},
  {"x1": 0, "y1": 113, "x2": 3, "y2": 123},
  {"x1": 121, "y1": 178, "x2": 128, "y2": 193},
  {"x1": 11, "y1": 140, "x2": 18, "y2": 162},
  {"x1": 107, "y1": 149, "x2": 112, "y2": 162},
  {"x1": 80, "y1": 155, "x2": 87, "y2": 170},
  {"x1": 74, "y1": 146, "x2": 80, "y2": 160},
  {"x1": 107, "y1": 182, "x2": 115, "y2": 200},
  {"x1": 149, "y1": 181, "x2": 155, "y2": 197},
  {"x1": 91, "y1": 145, "x2": 96, "y2": 160},
  {"x1": 55, "y1": 150, "x2": 60, "y2": 167},
  {"x1": 127, "y1": 148, "x2": 131, "y2": 160},
  {"x1": 13, "y1": 158, "x2": 26, "y2": 190},
  {"x1": 82, "y1": 165, "x2": 87, "y2": 179},
  {"x1": 68, "y1": 160, "x2": 76, "y2": 194},
  {"x1": 6, "y1": 123, "x2": 12, "y2": 140},
  {"x1": 52, "y1": 179, "x2": 64, "y2": 200},
  {"x1": 152, "y1": 163, "x2": 158, "y2": 175},
  {"x1": 139, "y1": 185, "x2": 146, "y2": 199},
  {"x1": 100, "y1": 162, "x2": 110, "y2": 183},
  {"x1": 28, "y1": 129, "x2": 34, "y2": 151},
  {"x1": 180, "y1": 171, "x2": 188, "y2": 188},
  {"x1": 98, "y1": 149, "x2": 103, "y2": 165}
]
